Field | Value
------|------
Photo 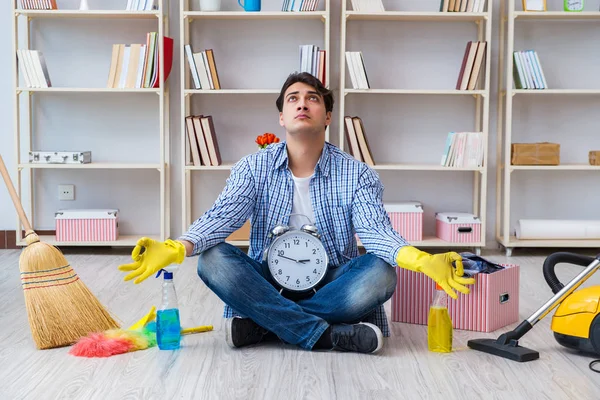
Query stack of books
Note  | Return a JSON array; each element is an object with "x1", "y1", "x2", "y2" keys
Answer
[
  {"x1": 456, "y1": 41, "x2": 486, "y2": 90},
  {"x1": 345, "y1": 51, "x2": 369, "y2": 89},
  {"x1": 440, "y1": 131, "x2": 484, "y2": 167},
  {"x1": 299, "y1": 45, "x2": 326, "y2": 86},
  {"x1": 349, "y1": 0, "x2": 384, "y2": 11},
  {"x1": 126, "y1": 0, "x2": 157, "y2": 10},
  {"x1": 282, "y1": 0, "x2": 321, "y2": 11},
  {"x1": 17, "y1": 49, "x2": 51, "y2": 88},
  {"x1": 18, "y1": 0, "x2": 57, "y2": 9},
  {"x1": 440, "y1": 0, "x2": 486, "y2": 12},
  {"x1": 343, "y1": 116, "x2": 375, "y2": 166},
  {"x1": 513, "y1": 50, "x2": 547, "y2": 89},
  {"x1": 185, "y1": 46, "x2": 221, "y2": 90},
  {"x1": 185, "y1": 115, "x2": 222, "y2": 167},
  {"x1": 106, "y1": 32, "x2": 174, "y2": 89}
]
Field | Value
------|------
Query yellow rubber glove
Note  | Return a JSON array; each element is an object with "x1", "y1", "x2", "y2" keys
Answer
[
  {"x1": 118, "y1": 237, "x2": 185, "y2": 284},
  {"x1": 396, "y1": 246, "x2": 475, "y2": 300}
]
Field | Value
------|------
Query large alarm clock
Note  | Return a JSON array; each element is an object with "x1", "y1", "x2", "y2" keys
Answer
[
  {"x1": 564, "y1": 0, "x2": 584, "y2": 11},
  {"x1": 264, "y1": 222, "x2": 329, "y2": 295}
]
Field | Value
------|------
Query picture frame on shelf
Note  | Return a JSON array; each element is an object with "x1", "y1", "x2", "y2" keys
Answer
[{"x1": 522, "y1": 0, "x2": 547, "y2": 11}]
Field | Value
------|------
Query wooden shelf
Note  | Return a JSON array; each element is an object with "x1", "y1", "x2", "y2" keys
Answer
[
  {"x1": 17, "y1": 87, "x2": 160, "y2": 93},
  {"x1": 372, "y1": 164, "x2": 484, "y2": 172},
  {"x1": 184, "y1": 11, "x2": 327, "y2": 20},
  {"x1": 19, "y1": 163, "x2": 162, "y2": 170},
  {"x1": 16, "y1": 234, "x2": 157, "y2": 247},
  {"x1": 509, "y1": 164, "x2": 600, "y2": 171},
  {"x1": 344, "y1": 89, "x2": 486, "y2": 95},
  {"x1": 497, "y1": 235, "x2": 600, "y2": 249},
  {"x1": 346, "y1": 11, "x2": 488, "y2": 22},
  {"x1": 15, "y1": 10, "x2": 161, "y2": 19},
  {"x1": 13, "y1": 2, "x2": 170, "y2": 245},
  {"x1": 514, "y1": 11, "x2": 600, "y2": 20},
  {"x1": 184, "y1": 89, "x2": 280, "y2": 95},
  {"x1": 186, "y1": 164, "x2": 235, "y2": 171},
  {"x1": 512, "y1": 89, "x2": 600, "y2": 95},
  {"x1": 228, "y1": 236, "x2": 484, "y2": 249}
]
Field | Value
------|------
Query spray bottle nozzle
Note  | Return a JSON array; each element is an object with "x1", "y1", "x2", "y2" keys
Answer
[{"x1": 156, "y1": 266, "x2": 176, "y2": 279}]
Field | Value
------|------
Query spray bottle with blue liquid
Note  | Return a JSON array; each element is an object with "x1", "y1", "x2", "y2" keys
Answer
[{"x1": 155, "y1": 266, "x2": 181, "y2": 350}]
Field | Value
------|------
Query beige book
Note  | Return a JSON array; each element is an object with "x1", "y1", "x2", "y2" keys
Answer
[
  {"x1": 113, "y1": 44, "x2": 125, "y2": 89},
  {"x1": 467, "y1": 41, "x2": 486, "y2": 90},
  {"x1": 460, "y1": 41, "x2": 479, "y2": 90},
  {"x1": 185, "y1": 116, "x2": 201, "y2": 166},
  {"x1": 352, "y1": 117, "x2": 375, "y2": 167},
  {"x1": 200, "y1": 116, "x2": 221, "y2": 166},
  {"x1": 106, "y1": 44, "x2": 120, "y2": 88},
  {"x1": 192, "y1": 116, "x2": 211, "y2": 166},
  {"x1": 344, "y1": 116, "x2": 362, "y2": 161},
  {"x1": 125, "y1": 44, "x2": 142, "y2": 89}
]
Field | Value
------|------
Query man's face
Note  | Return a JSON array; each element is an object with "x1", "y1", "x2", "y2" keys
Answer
[{"x1": 279, "y1": 82, "x2": 331, "y2": 136}]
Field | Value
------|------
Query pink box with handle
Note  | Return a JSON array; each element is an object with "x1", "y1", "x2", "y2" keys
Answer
[
  {"x1": 435, "y1": 212, "x2": 481, "y2": 243},
  {"x1": 391, "y1": 264, "x2": 520, "y2": 332}
]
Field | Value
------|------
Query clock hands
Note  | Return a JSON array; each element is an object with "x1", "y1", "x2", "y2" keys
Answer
[{"x1": 278, "y1": 255, "x2": 311, "y2": 264}]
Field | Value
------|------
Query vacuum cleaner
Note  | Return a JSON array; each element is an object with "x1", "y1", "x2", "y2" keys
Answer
[{"x1": 468, "y1": 252, "x2": 600, "y2": 362}]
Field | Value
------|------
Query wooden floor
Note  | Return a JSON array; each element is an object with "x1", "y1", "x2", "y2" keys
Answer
[{"x1": 1, "y1": 248, "x2": 600, "y2": 400}]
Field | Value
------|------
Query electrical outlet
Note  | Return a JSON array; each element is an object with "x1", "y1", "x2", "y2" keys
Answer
[{"x1": 58, "y1": 184, "x2": 75, "y2": 201}]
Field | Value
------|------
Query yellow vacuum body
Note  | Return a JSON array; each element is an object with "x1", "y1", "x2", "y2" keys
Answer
[{"x1": 551, "y1": 285, "x2": 600, "y2": 355}]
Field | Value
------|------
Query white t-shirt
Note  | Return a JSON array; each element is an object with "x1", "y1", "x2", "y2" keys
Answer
[{"x1": 289, "y1": 172, "x2": 315, "y2": 229}]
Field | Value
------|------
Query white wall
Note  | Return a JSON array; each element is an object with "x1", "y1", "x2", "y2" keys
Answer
[{"x1": 1, "y1": 0, "x2": 599, "y2": 247}]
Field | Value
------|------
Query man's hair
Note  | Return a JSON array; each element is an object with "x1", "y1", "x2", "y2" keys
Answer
[{"x1": 276, "y1": 72, "x2": 334, "y2": 113}]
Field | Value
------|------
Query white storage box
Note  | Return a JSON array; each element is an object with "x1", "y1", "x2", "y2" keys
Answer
[
  {"x1": 55, "y1": 209, "x2": 119, "y2": 242},
  {"x1": 435, "y1": 212, "x2": 481, "y2": 243},
  {"x1": 385, "y1": 202, "x2": 423, "y2": 242}
]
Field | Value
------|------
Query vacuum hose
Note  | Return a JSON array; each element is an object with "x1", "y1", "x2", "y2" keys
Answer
[{"x1": 542, "y1": 252, "x2": 596, "y2": 294}]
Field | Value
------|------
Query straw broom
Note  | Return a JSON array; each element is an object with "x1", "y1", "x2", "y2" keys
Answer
[{"x1": 0, "y1": 154, "x2": 119, "y2": 349}]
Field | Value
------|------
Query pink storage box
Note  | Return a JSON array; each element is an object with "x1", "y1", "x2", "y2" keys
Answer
[
  {"x1": 391, "y1": 264, "x2": 520, "y2": 332},
  {"x1": 385, "y1": 202, "x2": 423, "y2": 242},
  {"x1": 436, "y1": 212, "x2": 481, "y2": 243},
  {"x1": 55, "y1": 209, "x2": 119, "y2": 242}
]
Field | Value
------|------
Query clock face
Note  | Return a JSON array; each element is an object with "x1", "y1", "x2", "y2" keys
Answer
[{"x1": 267, "y1": 231, "x2": 328, "y2": 292}]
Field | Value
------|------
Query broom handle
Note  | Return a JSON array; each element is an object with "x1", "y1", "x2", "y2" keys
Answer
[{"x1": 0, "y1": 154, "x2": 33, "y2": 232}]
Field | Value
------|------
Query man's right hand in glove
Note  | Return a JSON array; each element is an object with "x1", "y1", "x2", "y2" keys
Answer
[{"x1": 118, "y1": 237, "x2": 186, "y2": 284}]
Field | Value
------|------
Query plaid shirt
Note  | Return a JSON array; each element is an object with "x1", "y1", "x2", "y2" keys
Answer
[{"x1": 179, "y1": 142, "x2": 409, "y2": 337}]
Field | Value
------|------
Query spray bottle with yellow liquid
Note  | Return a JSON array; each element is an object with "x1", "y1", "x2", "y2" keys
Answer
[{"x1": 428, "y1": 283, "x2": 453, "y2": 353}]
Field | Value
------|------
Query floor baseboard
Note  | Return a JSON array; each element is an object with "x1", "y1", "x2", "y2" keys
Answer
[{"x1": 1, "y1": 230, "x2": 56, "y2": 249}]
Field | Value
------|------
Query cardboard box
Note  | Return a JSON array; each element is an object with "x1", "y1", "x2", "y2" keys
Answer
[
  {"x1": 435, "y1": 212, "x2": 481, "y2": 243},
  {"x1": 391, "y1": 264, "x2": 520, "y2": 332},
  {"x1": 590, "y1": 151, "x2": 600, "y2": 166},
  {"x1": 227, "y1": 220, "x2": 250, "y2": 241},
  {"x1": 385, "y1": 202, "x2": 423, "y2": 242},
  {"x1": 55, "y1": 209, "x2": 118, "y2": 242},
  {"x1": 511, "y1": 142, "x2": 560, "y2": 165}
]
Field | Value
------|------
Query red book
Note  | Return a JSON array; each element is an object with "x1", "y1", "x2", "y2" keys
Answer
[{"x1": 152, "y1": 36, "x2": 174, "y2": 88}]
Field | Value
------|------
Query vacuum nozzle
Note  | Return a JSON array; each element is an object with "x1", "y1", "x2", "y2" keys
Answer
[
  {"x1": 467, "y1": 338, "x2": 539, "y2": 362},
  {"x1": 468, "y1": 320, "x2": 539, "y2": 362}
]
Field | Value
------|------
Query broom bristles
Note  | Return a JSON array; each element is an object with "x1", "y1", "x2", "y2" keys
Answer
[{"x1": 20, "y1": 232, "x2": 120, "y2": 349}]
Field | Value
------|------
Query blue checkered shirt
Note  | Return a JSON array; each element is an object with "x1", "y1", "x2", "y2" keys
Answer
[{"x1": 179, "y1": 141, "x2": 410, "y2": 337}]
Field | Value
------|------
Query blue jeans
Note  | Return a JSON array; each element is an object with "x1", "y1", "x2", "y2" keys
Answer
[{"x1": 197, "y1": 242, "x2": 397, "y2": 350}]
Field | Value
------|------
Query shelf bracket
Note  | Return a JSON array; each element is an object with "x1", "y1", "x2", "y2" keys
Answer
[{"x1": 16, "y1": 90, "x2": 22, "y2": 96}]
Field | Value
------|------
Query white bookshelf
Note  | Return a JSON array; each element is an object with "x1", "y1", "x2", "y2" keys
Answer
[
  {"x1": 12, "y1": 1, "x2": 170, "y2": 247},
  {"x1": 339, "y1": 1, "x2": 492, "y2": 254},
  {"x1": 496, "y1": 1, "x2": 600, "y2": 256},
  {"x1": 179, "y1": 0, "x2": 331, "y2": 238}
]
